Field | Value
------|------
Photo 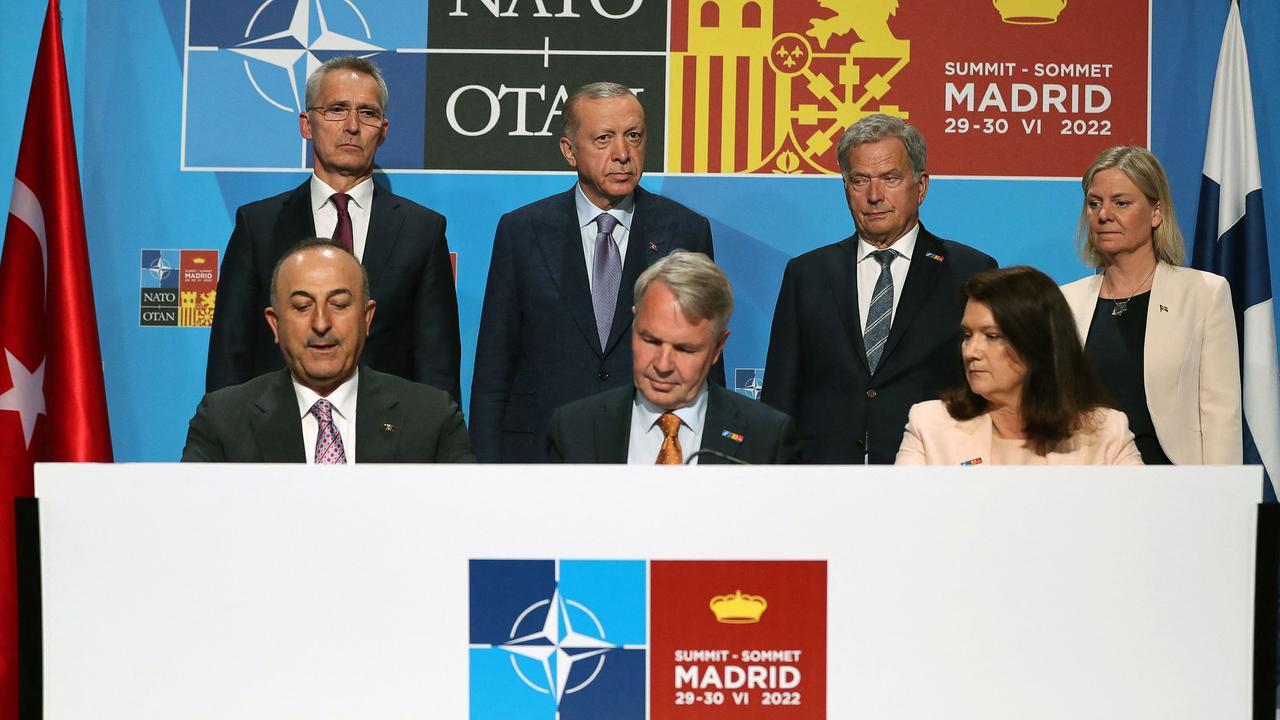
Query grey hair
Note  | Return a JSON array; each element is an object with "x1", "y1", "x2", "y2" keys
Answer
[
  {"x1": 634, "y1": 250, "x2": 734, "y2": 334},
  {"x1": 304, "y1": 56, "x2": 389, "y2": 115},
  {"x1": 836, "y1": 114, "x2": 927, "y2": 182},
  {"x1": 269, "y1": 238, "x2": 372, "y2": 310},
  {"x1": 562, "y1": 81, "x2": 638, "y2": 138},
  {"x1": 1075, "y1": 145, "x2": 1185, "y2": 268}
]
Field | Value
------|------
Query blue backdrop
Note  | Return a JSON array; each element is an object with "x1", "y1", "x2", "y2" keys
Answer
[{"x1": 1, "y1": 0, "x2": 1277, "y2": 461}]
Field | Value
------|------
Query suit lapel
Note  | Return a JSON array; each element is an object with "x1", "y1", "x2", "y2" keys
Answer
[
  {"x1": 607, "y1": 187, "x2": 665, "y2": 353},
  {"x1": 879, "y1": 228, "x2": 945, "y2": 371},
  {"x1": 698, "y1": 385, "x2": 746, "y2": 463},
  {"x1": 252, "y1": 371, "x2": 307, "y2": 462},
  {"x1": 355, "y1": 370, "x2": 401, "y2": 462},
  {"x1": 361, "y1": 184, "x2": 402, "y2": 285},
  {"x1": 535, "y1": 188, "x2": 605, "y2": 356},
  {"x1": 825, "y1": 237, "x2": 869, "y2": 373},
  {"x1": 592, "y1": 387, "x2": 633, "y2": 463},
  {"x1": 1066, "y1": 273, "x2": 1104, "y2": 343},
  {"x1": 1144, "y1": 262, "x2": 1181, "y2": 414},
  {"x1": 272, "y1": 182, "x2": 316, "y2": 259}
]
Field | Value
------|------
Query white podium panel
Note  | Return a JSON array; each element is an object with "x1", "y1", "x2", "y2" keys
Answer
[{"x1": 35, "y1": 464, "x2": 1260, "y2": 720}]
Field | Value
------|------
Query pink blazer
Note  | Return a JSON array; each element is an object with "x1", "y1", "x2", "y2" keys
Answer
[{"x1": 895, "y1": 400, "x2": 1143, "y2": 466}]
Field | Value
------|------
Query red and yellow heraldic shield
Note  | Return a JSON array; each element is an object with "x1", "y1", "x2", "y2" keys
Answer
[
  {"x1": 651, "y1": 560, "x2": 826, "y2": 719},
  {"x1": 668, "y1": 0, "x2": 1148, "y2": 177}
]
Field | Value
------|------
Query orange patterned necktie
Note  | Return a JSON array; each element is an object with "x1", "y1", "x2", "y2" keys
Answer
[{"x1": 656, "y1": 412, "x2": 683, "y2": 465}]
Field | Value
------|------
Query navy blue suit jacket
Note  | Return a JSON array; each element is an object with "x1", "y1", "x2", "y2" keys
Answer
[
  {"x1": 205, "y1": 180, "x2": 461, "y2": 402},
  {"x1": 762, "y1": 226, "x2": 996, "y2": 463},
  {"x1": 470, "y1": 185, "x2": 720, "y2": 462},
  {"x1": 546, "y1": 384, "x2": 800, "y2": 464}
]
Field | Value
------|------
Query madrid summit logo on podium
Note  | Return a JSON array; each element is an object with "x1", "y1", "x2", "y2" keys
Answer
[{"x1": 469, "y1": 559, "x2": 826, "y2": 718}]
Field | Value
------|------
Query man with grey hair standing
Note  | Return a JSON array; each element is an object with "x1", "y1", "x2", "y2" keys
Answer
[
  {"x1": 762, "y1": 114, "x2": 996, "y2": 464},
  {"x1": 548, "y1": 251, "x2": 798, "y2": 464},
  {"x1": 472, "y1": 81, "x2": 719, "y2": 462},
  {"x1": 206, "y1": 55, "x2": 461, "y2": 404}
]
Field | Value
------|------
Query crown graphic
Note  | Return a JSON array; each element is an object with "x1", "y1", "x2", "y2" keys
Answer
[
  {"x1": 709, "y1": 590, "x2": 767, "y2": 624},
  {"x1": 191, "y1": 257, "x2": 206, "y2": 264},
  {"x1": 992, "y1": 0, "x2": 1067, "y2": 25}
]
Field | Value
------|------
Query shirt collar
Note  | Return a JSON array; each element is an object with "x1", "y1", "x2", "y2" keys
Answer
[
  {"x1": 292, "y1": 367, "x2": 360, "y2": 423},
  {"x1": 310, "y1": 175, "x2": 374, "y2": 213},
  {"x1": 574, "y1": 183, "x2": 635, "y2": 232},
  {"x1": 633, "y1": 381, "x2": 709, "y2": 434},
  {"x1": 856, "y1": 222, "x2": 920, "y2": 263}
]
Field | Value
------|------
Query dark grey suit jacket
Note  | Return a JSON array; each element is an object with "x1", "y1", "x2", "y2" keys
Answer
[
  {"x1": 470, "y1": 185, "x2": 720, "y2": 463},
  {"x1": 182, "y1": 367, "x2": 474, "y2": 462},
  {"x1": 762, "y1": 226, "x2": 996, "y2": 464},
  {"x1": 546, "y1": 384, "x2": 800, "y2": 464},
  {"x1": 205, "y1": 180, "x2": 461, "y2": 402}
]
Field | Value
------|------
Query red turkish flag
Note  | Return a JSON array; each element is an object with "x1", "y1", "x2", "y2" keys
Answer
[{"x1": 0, "y1": 0, "x2": 113, "y2": 715}]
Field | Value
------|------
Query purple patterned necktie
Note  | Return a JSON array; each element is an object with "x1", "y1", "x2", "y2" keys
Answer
[
  {"x1": 591, "y1": 212, "x2": 622, "y2": 352},
  {"x1": 309, "y1": 398, "x2": 347, "y2": 464},
  {"x1": 330, "y1": 192, "x2": 353, "y2": 252}
]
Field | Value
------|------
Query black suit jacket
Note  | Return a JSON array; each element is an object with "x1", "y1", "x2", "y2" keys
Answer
[
  {"x1": 205, "y1": 180, "x2": 461, "y2": 402},
  {"x1": 181, "y1": 367, "x2": 474, "y2": 462},
  {"x1": 546, "y1": 384, "x2": 800, "y2": 464},
  {"x1": 762, "y1": 226, "x2": 996, "y2": 463},
  {"x1": 470, "y1": 185, "x2": 721, "y2": 463}
]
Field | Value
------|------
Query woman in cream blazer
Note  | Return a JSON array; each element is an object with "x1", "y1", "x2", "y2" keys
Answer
[{"x1": 1061, "y1": 147, "x2": 1241, "y2": 465}]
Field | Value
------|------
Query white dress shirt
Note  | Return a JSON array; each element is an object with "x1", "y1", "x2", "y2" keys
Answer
[
  {"x1": 627, "y1": 383, "x2": 710, "y2": 464},
  {"x1": 310, "y1": 175, "x2": 374, "y2": 261},
  {"x1": 574, "y1": 184, "x2": 634, "y2": 288},
  {"x1": 855, "y1": 222, "x2": 920, "y2": 333},
  {"x1": 293, "y1": 369, "x2": 359, "y2": 464}
]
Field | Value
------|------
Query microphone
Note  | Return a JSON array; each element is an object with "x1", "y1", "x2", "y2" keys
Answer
[{"x1": 684, "y1": 449, "x2": 751, "y2": 465}]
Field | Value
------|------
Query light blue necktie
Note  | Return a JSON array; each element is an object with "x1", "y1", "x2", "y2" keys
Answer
[
  {"x1": 864, "y1": 249, "x2": 897, "y2": 372},
  {"x1": 591, "y1": 213, "x2": 621, "y2": 352}
]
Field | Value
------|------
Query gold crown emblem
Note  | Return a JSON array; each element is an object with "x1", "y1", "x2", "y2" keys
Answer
[
  {"x1": 709, "y1": 590, "x2": 767, "y2": 624},
  {"x1": 192, "y1": 256, "x2": 206, "y2": 264},
  {"x1": 993, "y1": 0, "x2": 1066, "y2": 25}
]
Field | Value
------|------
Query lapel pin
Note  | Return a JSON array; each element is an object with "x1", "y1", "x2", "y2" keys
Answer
[
  {"x1": 648, "y1": 241, "x2": 660, "y2": 252},
  {"x1": 721, "y1": 430, "x2": 745, "y2": 444},
  {"x1": 383, "y1": 423, "x2": 396, "y2": 433},
  {"x1": 925, "y1": 252, "x2": 945, "y2": 263},
  {"x1": 960, "y1": 457, "x2": 983, "y2": 466},
  {"x1": 1159, "y1": 305, "x2": 1168, "y2": 312}
]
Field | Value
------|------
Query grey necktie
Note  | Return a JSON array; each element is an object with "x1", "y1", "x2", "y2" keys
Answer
[
  {"x1": 591, "y1": 212, "x2": 622, "y2": 351},
  {"x1": 864, "y1": 249, "x2": 897, "y2": 372}
]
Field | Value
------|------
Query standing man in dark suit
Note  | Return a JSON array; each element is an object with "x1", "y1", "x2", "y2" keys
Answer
[
  {"x1": 471, "y1": 82, "x2": 719, "y2": 462},
  {"x1": 183, "y1": 239, "x2": 472, "y2": 463},
  {"x1": 548, "y1": 251, "x2": 798, "y2": 464},
  {"x1": 206, "y1": 56, "x2": 461, "y2": 402},
  {"x1": 762, "y1": 114, "x2": 996, "y2": 463}
]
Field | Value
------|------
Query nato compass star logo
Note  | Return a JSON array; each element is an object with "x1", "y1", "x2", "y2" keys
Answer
[
  {"x1": 148, "y1": 256, "x2": 174, "y2": 284},
  {"x1": 469, "y1": 560, "x2": 645, "y2": 720},
  {"x1": 735, "y1": 368, "x2": 765, "y2": 400},
  {"x1": 184, "y1": 0, "x2": 425, "y2": 169},
  {"x1": 232, "y1": 0, "x2": 383, "y2": 115},
  {"x1": 501, "y1": 586, "x2": 616, "y2": 702}
]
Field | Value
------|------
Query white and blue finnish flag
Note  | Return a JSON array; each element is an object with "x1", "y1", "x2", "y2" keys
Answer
[{"x1": 1191, "y1": 0, "x2": 1278, "y2": 503}]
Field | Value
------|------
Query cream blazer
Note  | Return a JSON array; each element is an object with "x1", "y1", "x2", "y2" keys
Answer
[
  {"x1": 1059, "y1": 262, "x2": 1242, "y2": 464},
  {"x1": 895, "y1": 400, "x2": 1142, "y2": 465}
]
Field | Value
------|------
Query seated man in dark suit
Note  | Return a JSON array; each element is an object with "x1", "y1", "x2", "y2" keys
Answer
[
  {"x1": 548, "y1": 251, "x2": 798, "y2": 464},
  {"x1": 206, "y1": 55, "x2": 461, "y2": 403},
  {"x1": 471, "y1": 81, "x2": 719, "y2": 463},
  {"x1": 183, "y1": 239, "x2": 473, "y2": 463}
]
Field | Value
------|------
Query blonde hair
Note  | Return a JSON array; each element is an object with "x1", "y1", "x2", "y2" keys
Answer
[{"x1": 1076, "y1": 145, "x2": 1184, "y2": 267}]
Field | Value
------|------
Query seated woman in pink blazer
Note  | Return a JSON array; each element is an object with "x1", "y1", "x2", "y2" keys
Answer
[{"x1": 897, "y1": 266, "x2": 1142, "y2": 466}]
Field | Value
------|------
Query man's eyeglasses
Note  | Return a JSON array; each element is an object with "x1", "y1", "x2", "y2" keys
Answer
[{"x1": 307, "y1": 104, "x2": 385, "y2": 126}]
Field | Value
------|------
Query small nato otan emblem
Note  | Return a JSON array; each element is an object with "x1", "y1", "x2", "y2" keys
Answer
[
  {"x1": 383, "y1": 423, "x2": 395, "y2": 433},
  {"x1": 925, "y1": 252, "x2": 945, "y2": 263},
  {"x1": 721, "y1": 430, "x2": 745, "y2": 444},
  {"x1": 648, "y1": 241, "x2": 660, "y2": 252},
  {"x1": 960, "y1": 457, "x2": 983, "y2": 466}
]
